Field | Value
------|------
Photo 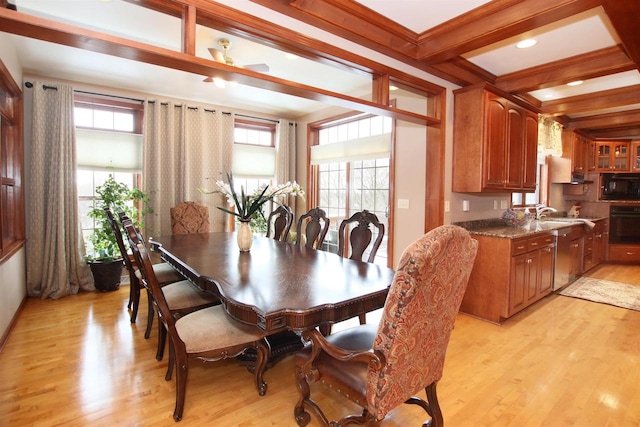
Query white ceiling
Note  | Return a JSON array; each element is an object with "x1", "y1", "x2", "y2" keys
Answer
[{"x1": 6, "y1": 0, "x2": 640, "y2": 121}]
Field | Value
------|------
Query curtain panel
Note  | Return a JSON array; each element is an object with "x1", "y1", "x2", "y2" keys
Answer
[
  {"x1": 275, "y1": 120, "x2": 299, "y2": 216},
  {"x1": 26, "y1": 82, "x2": 93, "y2": 298},
  {"x1": 142, "y1": 101, "x2": 233, "y2": 237}
]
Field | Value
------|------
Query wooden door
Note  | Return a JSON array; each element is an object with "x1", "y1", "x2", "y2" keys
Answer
[
  {"x1": 483, "y1": 94, "x2": 507, "y2": 189},
  {"x1": 522, "y1": 111, "x2": 539, "y2": 190},
  {"x1": 525, "y1": 250, "x2": 539, "y2": 305},
  {"x1": 509, "y1": 253, "x2": 528, "y2": 315},
  {"x1": 612, "y1": 142, "x2": 629, "y2": 171},
  {"x1": 538, "y1": 245, "x2": 554, "y2": 296},
  {"x1": 505, "y1": 106, "x2": 524, "y2": 189}
]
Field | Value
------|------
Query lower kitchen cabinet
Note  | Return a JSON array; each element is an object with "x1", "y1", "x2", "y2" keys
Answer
[
  {"x1": 461, "y1": 232, "x2": 555, "y2": 324},
  {"x1": 609, "y1": 244, "x2": 640, "y2": 263}
]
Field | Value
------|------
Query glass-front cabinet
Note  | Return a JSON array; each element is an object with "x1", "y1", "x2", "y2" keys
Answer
[
  {"x1": 632, "y1": 140, "x2": 640, "y2": 172},
  {"x1": 595, "y1": 141, "x2": 629, "y2": 171}
]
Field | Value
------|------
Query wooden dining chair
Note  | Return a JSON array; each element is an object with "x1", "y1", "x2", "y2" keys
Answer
[
  {"x1": 170, "y1": 201, "x2": 210, "y2": 234},
  {"x1": 131, "y1": 240, "x2": 270, "y2": 421},
  {"x1": 122, "y1": 218, "x2": 220, "y2": 361},
  {"x1": 105, "y1": 208, "x2": 183, "y2": 325},
  {"x1": 295, "y1": 207, "x2": 330, "y2": 249},
  {"x1": 266, "y1": 204, "x2": 293, "y2": 241},
  {"x1": 294, "y1": 225, "x2": 478, "y2": 427}
]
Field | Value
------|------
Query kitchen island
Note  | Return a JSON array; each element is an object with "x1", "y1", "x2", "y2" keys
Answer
[{"x1": 455, "y1": 217, "x2": 607, "y2": 324}]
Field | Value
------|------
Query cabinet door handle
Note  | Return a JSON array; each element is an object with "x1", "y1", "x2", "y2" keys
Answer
[
  {"x1": 543, "y1": 247, "x2": 551, "y2": 253},
  {"x1": 517, "y1": 245, "x2": 526, "y2": 250},
  {"x1": 627, "y1": 252, "x2": 636, "y2": 255},
  {"x1": 530, "y1": 242, "x2": 538, "y2": 246}
]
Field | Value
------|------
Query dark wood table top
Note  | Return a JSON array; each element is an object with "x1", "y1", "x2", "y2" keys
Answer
[{"x1": 150, "y1": 232, "x2": 394, "y2": 332}]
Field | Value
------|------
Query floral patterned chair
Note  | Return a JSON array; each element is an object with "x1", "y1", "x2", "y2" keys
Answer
[
  {"x1": 170, "y1": 201, "x2": 210, "y2": 234},
  {"x1": 294, "y1": 225, "x2": 478, "y2": 427}
]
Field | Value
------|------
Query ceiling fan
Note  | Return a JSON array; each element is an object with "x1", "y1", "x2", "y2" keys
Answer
[{"x1": 204, "y1": 38, "x2": 269, "y2": 83}]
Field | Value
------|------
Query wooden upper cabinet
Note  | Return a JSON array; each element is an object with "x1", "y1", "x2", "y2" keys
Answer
[
  {"x1": 594, "y1": 140, "x2": 630, "y2": 171},
  {"x1": 549, "y1": 130, "x2": 591, "y2": 183},
  {"x1": 453, "y1": 84, "x2": 539, "y2": 193},
  {"x1": 632, "y1": 140, "x2": 640, "y2": 172}
]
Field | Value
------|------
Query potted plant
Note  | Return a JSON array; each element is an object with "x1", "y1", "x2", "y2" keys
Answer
[{"x1": 85, "y1": 172, "x2": 152, "y2": 291}]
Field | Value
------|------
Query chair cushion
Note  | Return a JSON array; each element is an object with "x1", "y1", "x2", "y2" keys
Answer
[
  {"x1": 162, "y1": 280, "x2": 219, "y2": 310},
  {"x1": 135, "y1": 262, "x2": 182, "y2": 285},
  {"x1": 176, "y1": 305, "x2": 265, "y2": 353}
]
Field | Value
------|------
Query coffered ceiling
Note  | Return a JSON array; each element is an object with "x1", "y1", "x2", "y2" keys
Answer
[{"x1": 1, "y1": 0, "x2": 639, "y2": 138}]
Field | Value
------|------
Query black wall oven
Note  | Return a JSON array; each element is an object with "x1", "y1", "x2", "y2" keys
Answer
[{"x1": 609, "y1": 205, "x2": 640, "y2": 244}]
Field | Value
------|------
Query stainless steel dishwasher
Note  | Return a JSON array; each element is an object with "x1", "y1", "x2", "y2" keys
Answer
[{"x1": 553, "y1": 227, "x2": 573, "y2": 290}]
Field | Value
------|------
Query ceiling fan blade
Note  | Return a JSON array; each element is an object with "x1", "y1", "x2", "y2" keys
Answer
[
  {"x1": 208, "y1": 47, "x2": 225, "y2": 63},
  {"x1": 242, "y1": 63, "x2": 270, "y2": 73}
]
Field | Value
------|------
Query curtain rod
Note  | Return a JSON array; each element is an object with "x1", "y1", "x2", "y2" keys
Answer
[
  {"x1": 24, "y1": 82, "x2": 283, "y2": 123},
  {"x1": 24, "y1": 81, "x2": 144, "y2": 103}
]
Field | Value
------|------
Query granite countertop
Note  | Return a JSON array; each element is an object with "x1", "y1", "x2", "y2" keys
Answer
[{"x1": 454, "y1": 217, "x2": 607, "y2": 239}]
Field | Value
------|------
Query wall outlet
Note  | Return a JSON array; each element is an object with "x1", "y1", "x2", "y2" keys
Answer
[
  {"x1": 462, "y1": 200, "x2": 470, "y2": 211},
  {"x1": 500, "y1": 200, "x2": 508, "y2": 209},
  {"x1": 397, "y1": 199, "x2": 410, "y2": 209},
  {"x1": 444, "y1": 200, "x2": 450, "y2": 212}
]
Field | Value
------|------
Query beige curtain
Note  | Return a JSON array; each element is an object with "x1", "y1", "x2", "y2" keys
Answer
[
  {"x1": 275, "y1": 120, "x2": 299, "y2": 216},
  {"x1": 26, "y1": 82, "x2": 93, "y2": 298},
  {"x1": 142, "y1": 101, "x2": 233, "y2": 236}
]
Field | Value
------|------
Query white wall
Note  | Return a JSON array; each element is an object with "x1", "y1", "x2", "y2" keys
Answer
[{"x1": 0, "y1": 32, "x2": 27, "y2": 342}]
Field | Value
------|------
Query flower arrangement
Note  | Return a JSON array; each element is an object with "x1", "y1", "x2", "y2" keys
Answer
[
  {"x1": 502, "y1": 208, "x2": 534, "y2": 228},
  {"x1": 199, "y1": 173, "x2": 304, "y2": 222}
]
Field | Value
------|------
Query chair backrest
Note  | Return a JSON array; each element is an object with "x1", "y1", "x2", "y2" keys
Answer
[
  {"x1": 266, "y1": 204, "x2": 293, "y2": 241},
  {"x1": 170, "y1": 201, "x2": 210, "y2": 235},
  {"x1": 128, "y1": 236, "x2": 182, "y2": 352},
  {"x1": 367, "y1": 225, "x2": 478, "y2": 420},
  {"x1": 105, "y1": 207, "x2": 135, "y2": 272},
  {"x1": 337, "y1": 210, "x2": 385, "y2": 263},
  {"x1": 295, "y1": 207, "x2": 330, "y2": 249}
]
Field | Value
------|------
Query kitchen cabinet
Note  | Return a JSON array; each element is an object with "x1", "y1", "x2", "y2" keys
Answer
[
  {"x1": 549, "y1": 130, "x2": 590, "y2": 182},
  {"x1": 609, "y1": 244, "x2": 640, "y2": 263},
  {"x1": 577, "y1": 219, "x2": 607, "y2": 273},
  {"x1": 631, "y1": 140, "x2": 640, "y2": 172},
  {"x1": 461, "y1": 232, "x2": 554, "y2": 324},
  {"x1": 594, "y1": 141, "x2": 629, "y2": 171},
  {"x1": 452, "y1": 83, "x2": 539, "y2": 192}
]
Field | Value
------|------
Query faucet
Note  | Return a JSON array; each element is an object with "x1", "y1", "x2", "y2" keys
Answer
[{"x1": 535, "y1": 204, "x2": 557, "y2": 220}]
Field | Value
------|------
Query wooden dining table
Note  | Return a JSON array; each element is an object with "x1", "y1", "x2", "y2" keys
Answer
[{"x1": 150, "y1": 232, "x2": 395, "y2": 333}]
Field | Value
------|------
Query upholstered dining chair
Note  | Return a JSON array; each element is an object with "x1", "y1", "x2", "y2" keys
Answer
[
  {"x1": 266, "y1": 204, "x2": 293, "y2": 241},
  {"x1": 122, "y1": 218, "x2": 220, "y2": 361},
  {"x1": 131, "y1": 240, "x2": 271, "y2": 422},
  {"x1": 295, "y1": 207, "x2": 330, "y2": 249},
  {"x1": 170, "y1": 201, "x2": 210, "y2": 234},
  {"x1": 105, "y1": 208, "x2": 183, "y2": 325},
  {"x1": 294, "y1": 225, "x2": 478, "y2": 427}
]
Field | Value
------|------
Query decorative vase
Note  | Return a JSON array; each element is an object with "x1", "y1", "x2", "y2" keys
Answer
[{"x1": 237, "y1": 220, "x2": 253, "y2": 252}]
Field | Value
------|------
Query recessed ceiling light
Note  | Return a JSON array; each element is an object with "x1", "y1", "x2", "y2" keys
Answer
[
  {"x1": 389, "y1": 85, "x2": 398, "y2": 91},
  {"x1": 544, "y1": 93, "x2": 554, "y2": 99},
  {"x1": 516, "y1": 39, "x2": 537, "y2": 49},
  {"x1": 285, "y1": 53, "x2": 299, "y2": 60},
  {"x1": 567, "y1": 80, "x2": 584, "y2": 86}
]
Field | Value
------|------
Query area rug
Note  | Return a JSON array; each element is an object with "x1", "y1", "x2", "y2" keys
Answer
[{"x1": 559, "y1": 277, "x2": 640, "y2": 311}]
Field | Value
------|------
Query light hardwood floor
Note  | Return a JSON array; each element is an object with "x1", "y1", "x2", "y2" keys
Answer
[{"x1": 1, "y1": 264, "x2": 639, "y2": 426}]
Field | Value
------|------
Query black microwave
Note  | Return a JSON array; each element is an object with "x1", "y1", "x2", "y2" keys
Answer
[{"x1": 601, "y1": 173, "x2": 640, "y2": 200}]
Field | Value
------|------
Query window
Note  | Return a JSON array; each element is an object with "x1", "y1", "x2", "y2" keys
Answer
[
  {"x1": 312, "y1": 115, "x2": 391, "y2": 266},
  {"x1": 231, "y1": 119, "x2": 277, "y2": 233},
  {"x1": 75, "y1": 96, "x2": 143, "y2": 251},
  {"x1": 511, "y1": 154, "x2": 547, "y2": 207},
  {"x1": 0, "y1": 61, "x2": 24, "y2": 262}
]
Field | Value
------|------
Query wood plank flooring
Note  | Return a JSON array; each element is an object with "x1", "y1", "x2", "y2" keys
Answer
[{"x1": 1, "y1": 263, "x2": 639, "y2": 426}]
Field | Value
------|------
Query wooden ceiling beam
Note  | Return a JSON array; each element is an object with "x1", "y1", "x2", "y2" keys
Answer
[
  {"x1": 566, "y1": 109, "x2": 640, "y2": 130},
  {"x1": 495, "y1": 45, "x2": 635, "y2": 93},
  {"x1": 541, "y1": 85, "x2": 640, "y2": 116},
  {"x1": 0, "y1": 8, "x2": 438, "y2": 126},
  {"x1": 415, "y1": 0, "x2": 601, "y2": 64},
  {"x1": 600, "y1": 0, "x2": 640, "y2": 68},
  {"x1": 585, "y1": 127, "x2": 640, "y2": 139}
]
